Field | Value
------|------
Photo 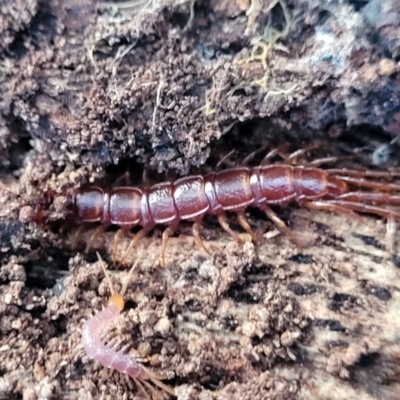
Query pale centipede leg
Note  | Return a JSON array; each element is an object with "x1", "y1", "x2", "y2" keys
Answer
[
  {"x1": 148, "y1": 380, "x2": 174, "y2": 399},
  {"x1": 134, "y1": 378, "x2": 152, "y2": 400},
  {"x1": 237, "y1": 212, "x2": 258, "y2": 243},
  {"x1": 85, "y1": 225, "x2": 105, "y2": 253},
  {"x1": 262, "y1": 205, "x2": 302, "y2": 247},
  {"x1": 144, "y1": 367, "x2": 176, "y2": 397},
  {"x1": 118, "y1": 229, "x2": 146, "y2": 266},
  {"x1": 160, "y1": 225, "x2": 177, "y2": 268},
  {"x1": 217, "y1": 213, "x2": 244, "y2": 244},
  {"x1": 112, "y1": 229, "x2": 125, "y2": 265},
  {"x1": 192, "y1": 221, "x2": 210, "y2": 254}
]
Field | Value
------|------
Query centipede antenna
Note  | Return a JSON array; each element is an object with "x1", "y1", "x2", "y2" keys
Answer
[
  {"x1": 121, "y1": 251, "x2": 143, "y2": 297},
  {"x1": 96, "y1": 252, "x2": 115, "y2": 295}
]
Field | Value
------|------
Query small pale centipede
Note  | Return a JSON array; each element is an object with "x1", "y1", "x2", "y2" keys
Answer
[
  {"x1": 31, "y1": 148, "x2": 400, "y2": 265},
  {"x1": 82, "y1": 252, "x2": 175, "y2": 399}
]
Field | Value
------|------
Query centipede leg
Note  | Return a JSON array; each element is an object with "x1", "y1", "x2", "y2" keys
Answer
[
  {"x1": 118, "y1": 229, "x2": 146, "y2": 266},
  {"x1": 217, "y1": 213, "x2": 244, "y2": 244},
  {"x1": 338, "y1": 191, "x2": 400, "y2": 204},
  {"x1": 71, "y1": 224, "x2": 85, "y2": 250},
  {"x1": 133, "y1": 378, "x2": 152, "y2": 400},
  {"x1": 144, "y1": 367, "x2": 176, "y2": 397},
  {"x1": 262, "y1": 205, "x2": 302, "y2": 247},
  {"x1": 85, "y1": 225, "x2": 105, "y2": 253},
  {"x1": 303, "y1": 200, "x2": 371, "y2": 222},
  {"x1": 113, "y1": 168, "x2": 132, "y2": 187},
  {"x1": 160, "y1": 225, "x2": 177, "y2": 268},
  {"x1": 333, "y1": 176, "x2": 400, "y2": 191},
  {"x1": 237, "y1": 212, "x2": 257, "y2": 243},
  {"x1": 143, "y1": 381, "x2": 161, "y2": 400},
  {"x1": 143, "y1": 378, "x2": 175, "y2": 400},
  {"x1": 261, "y1": 143, "x2": 290, "y2": 165},
  {"x1": 285, "y1": 144, "x2": 322, "y2": 164},
  {"x1": 216, "y1": 149, "x2": 236, "y2": 169},
  {"x1": 307, "y1": 200, "x2": 400, "y2": 220},
  {"x1": 326, "y1": 168, "x2": 400, "y2": 178},
  {"x1": 142, "y1": 168, "x2": 150, "y2": 188},
  {"x1": 192, "y1": 221, "x2": 210, "y2": 254},
  {"x1": 112, "y1": 229, "x2": 125, "y2": 265},
  {"x1": 307, "y1": 155, "x2": 353, "y2": 167},
  {"x1": 242, "y1": 144, "x2": 269, "y2": 165}
]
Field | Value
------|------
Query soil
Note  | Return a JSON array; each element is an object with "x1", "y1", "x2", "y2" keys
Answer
[{"x1": 1, "y1": 0, "x2": 400, "y2": 399}]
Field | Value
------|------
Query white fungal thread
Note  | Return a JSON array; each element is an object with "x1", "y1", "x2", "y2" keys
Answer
[{"x1": 82, "y1": 253, "x2": 175, "y2": 399}]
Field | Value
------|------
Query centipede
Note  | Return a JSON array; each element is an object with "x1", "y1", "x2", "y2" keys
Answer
[
  {"x1": 82, "y1": 252, "x2": 175, "y2": 399},
  {"x1": 28, "y1": 145, "x2": 400, "y2": 266}
]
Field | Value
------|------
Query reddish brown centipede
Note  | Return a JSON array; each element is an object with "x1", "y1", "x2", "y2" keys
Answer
[{"x1": 32, "y1": 152, "x2": 400, "y2": 266}]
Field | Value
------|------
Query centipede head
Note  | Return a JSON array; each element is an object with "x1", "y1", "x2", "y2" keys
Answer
[
  {"x1": 108, "y1": 293, "x2": 125, "y2": 312},
  {"x1": 96, "y1": 251, "x2": 143, "y2": 312}
]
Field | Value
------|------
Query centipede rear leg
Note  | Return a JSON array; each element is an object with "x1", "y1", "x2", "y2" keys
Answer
[
  {"x1": 327, "y1": 168, "x2": 400, "y2": 178},
  {"x1": 338, "y1": 191, "x2": 400, "y2": 204},
  {"x1": 327, "y1": 200, "x2": 400, "y2": 220},
  {"x1": 304, "y1": 200, "x2": 400, "y2": 221},
  {"x1": 303, "y1": 200, "x2": 359, "y2": 219},
  {"x1": 304, "y1": 198, "x2": 400, "y2": 253},
  {"x1": 335, "y1": 176, "x2": 400, "y2": 191}
]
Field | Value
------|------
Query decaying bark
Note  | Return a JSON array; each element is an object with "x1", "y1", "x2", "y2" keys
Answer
[{"x1": 0, "y1": 0, "x2": 400, "y2": 399}]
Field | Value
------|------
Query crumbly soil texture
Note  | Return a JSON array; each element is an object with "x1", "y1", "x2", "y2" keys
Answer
[{"x1": 1, "y1": 0, "x2": 400, "y2": 399}]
